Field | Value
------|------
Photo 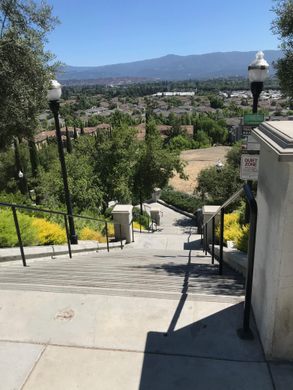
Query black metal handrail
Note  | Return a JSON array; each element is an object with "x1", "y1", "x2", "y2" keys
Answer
[
  {"x1": 201, "y1": 183, "x2": 258, "y2": 339},
  {"x1": 0, "y1": 201, "x2": 124, "y2": 267}
]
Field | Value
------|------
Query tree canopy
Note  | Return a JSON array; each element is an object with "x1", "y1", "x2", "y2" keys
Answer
[
  {"x1": 133, "y1": 120, "x2": 186, "y2": 203},
  {"x1": 196, "y1": 143, "x2": 243, "y2": 204},
  {"x1": 272, "y1": 0, "x2": 293, "y2": 101},
  {"x1": 0, "y1": 0, "x2": 58, "y2": 147}
]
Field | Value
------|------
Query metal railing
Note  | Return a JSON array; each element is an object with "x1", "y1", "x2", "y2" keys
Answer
[
  {"x1": 0, "y1": 201, "x2": 124, "y2": 267},
  {"x1": 201, "y1": 183, "x2": 258, "y2": 339}
]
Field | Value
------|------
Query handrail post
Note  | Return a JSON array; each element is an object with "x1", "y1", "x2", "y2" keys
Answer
[
  {"x1": 238, "y1": 184, "x2": 258, "y2": 339},
  {"x1": 212, "y1": 217, "x2": 215, "y2": 264},
  {"x1": 119, "y1": 224, "x2": 123, "y2": 249},
  {"x1": 12, "y1": 206, "x2": 26, "y2": 267},
  {"x1": 219, "y1": 208, "x2": 225, "y2": 275},
  {"x1": 64, "y1": 215, "x2": 72, "y2": 258},
  {"x1": 132, "y1": 220, "x2": 134, "y2": 242},
  {"x1": 105, "y1": 222, "x2": 109, "y2": 252},
  {"x1": 205, "y1": 223, "x2": 208, "y2": 255}
]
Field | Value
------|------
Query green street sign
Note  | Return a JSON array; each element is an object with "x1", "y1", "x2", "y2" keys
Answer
[{"x1": 243, "y1": 114, "x2": 265, "y2": 126}]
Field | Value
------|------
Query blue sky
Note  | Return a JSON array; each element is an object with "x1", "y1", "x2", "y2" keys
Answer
[{"x1": 45, "y1": 0, "x2": 280, "y2": 66}]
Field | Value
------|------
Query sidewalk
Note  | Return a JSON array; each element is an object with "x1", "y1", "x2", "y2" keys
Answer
[{"x1": 0, "y1": 202, "x2": 292, "y2": 389}]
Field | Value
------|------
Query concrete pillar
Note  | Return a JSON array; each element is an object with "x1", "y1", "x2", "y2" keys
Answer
[
  {"x1": 252, "y1": 121, "x2": 293, "y2": 360},
  {"x1": 150, "y1": 207, "x2": 161, "y2": 226},
  {"x1": 202, "y1": 205, "x2": 220, "y2": 248},
  {"x1": 151, "y1": 188, "x2": 161, "y2": 202},
  {"x1": 111, "y1": 205, "x2": 133, "y2": 244}
]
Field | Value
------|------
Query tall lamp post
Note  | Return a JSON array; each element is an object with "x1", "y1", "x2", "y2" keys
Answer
[
  {"x1": 244, "y1": 52, "x2": 269, "y2": 223},
  {"x1": 248, "y1": 51, "x2": 269, "y2": 113},
  {"x1": 18, "y1": 170, "x2": 29, "y2": 197},
  {"x1": 48, "y1": 80, "x2": 78, "y2": 244}
]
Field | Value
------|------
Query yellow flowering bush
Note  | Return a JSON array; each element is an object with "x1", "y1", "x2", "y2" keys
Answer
[
  {"x1": 32, "y1": 218, "x2": 67, "y2": 245},
  {"x1": 216, "y1": 213, "x2": 240, "y2": 242},
  {"x1": 133, "y1": 221, "x2": 143, "y2": 230},
  {"x1": 0, "y1": 209, "x2": 121, "y2": 248},
  {"x1": 236, "y1": 224, "x2": 249, "y2": 253},
  {"x1": 216, "y1": 212, "x2": 249, "y2": 252},
  {"x1": 79, "y1": 227, "x2": 107, "y2": 243},
  {"x1": 106, "y1": 223, "x2": 115, "y2": 237}
]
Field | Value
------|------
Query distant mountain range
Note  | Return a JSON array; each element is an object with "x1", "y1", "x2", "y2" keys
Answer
[{"x1": 57, "y1": 50, "x2": 282, "y2": 84}]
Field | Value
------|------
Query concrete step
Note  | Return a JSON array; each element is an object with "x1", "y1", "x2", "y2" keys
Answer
[{"x1": 0, "y1": 249, "x2": 244, "y2": 299}]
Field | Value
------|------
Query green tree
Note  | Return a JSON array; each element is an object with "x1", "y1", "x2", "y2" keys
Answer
[
  {"x1": 38, "y1": 136, "x2": 102, "y2": 213},
  {"x1": 195, "y1": 144, "x2": 243, "y2": 204},
  {"x1": 272, "y1": 0, "x2": 293, "y2": 100},
  {"x1": 209, "y1": 95, "x2": 224, "y2": 109},
  {"x1": 196, "y1": 164, "x2": 241, "y2": 204},
  {"x1": 193, "y1": 130, "x2": 211, "y2": 148},
  {"x1": 195, "y1": 117, "x2": 228, "y2": 145},
  {"x1": 0, "y1": 0, "x2": 58, "y2": 147},
  {"x1": 167, "y1": 135, "x2": 196, "y2": 151},
  {"x1": 133, "y1": 120, "x2": 186, "y2": 203},
  {"x1": 226, "y1": 141, "x2": 243, "y2": 168},
  {"x1": 94, "y1": 123, "x2": 138, "y2": 208}
]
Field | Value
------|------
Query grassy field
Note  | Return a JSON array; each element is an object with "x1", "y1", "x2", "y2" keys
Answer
[{"x1": 169, "y1": 146, "x2": 231, "y2": 194}]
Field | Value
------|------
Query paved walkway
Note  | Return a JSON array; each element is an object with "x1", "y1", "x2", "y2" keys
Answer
[{"x1": 0, "y1": 202, "x2": 292, "y2": 389}]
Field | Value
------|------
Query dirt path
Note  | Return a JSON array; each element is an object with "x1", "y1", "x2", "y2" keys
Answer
[{"x1": 169, "y1": 146, "x2": 231, "y2": 194}]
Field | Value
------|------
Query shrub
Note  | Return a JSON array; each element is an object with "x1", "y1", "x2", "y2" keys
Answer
[
  {"x1": 236, "y1": 224, "x2": 249, "y2": 253},
  {"x1": 0, "y1": 191, "x2": 30, "y2": 206},
  {"x1": 74, "y1": 214, "x2": 105, "y2": 233},
  {"x1": 104, "y1": 206, "x2": 114, "y2": 219},
  {"x1": 132, "y1": 207, "x2": 150, "y2": 229},
  {"x1": 0, "y1": 209, "x2": 38, "y2": 247},
  {"x1": 215, "y1": 212, "x2": 249, "y2": 253},
  {"x1": 32, "y1": 218, "x2": 67, "y2": 245},
  {"x1": 167, "y1": 135, "x2": 197, "y2": 151},
  {"x1": 161, "y1": 187, "x2": 202, "y2": 213},
  {"x1": 0, "y1": 208, "x2": 113, "y2": 248},
  {"x1": 209, "y1": 95, "x2": 224, "y2": 109},
  {"x1": 223, "y1": 213, "x2": 242, "y2": 242},
  {"x1": 79, "y1": 227, "x2": 106, "y2": 243},
  {"x1": 105, "y1": 223, "x2": 115, "y2": 237},
  {"x1": 133, "y1": 221, "x2": 144, "y2": 230}
]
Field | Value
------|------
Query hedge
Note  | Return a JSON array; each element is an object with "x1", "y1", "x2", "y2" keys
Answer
[{"x1": 160, "y1": 188, "x2": 202, "y2": 214}]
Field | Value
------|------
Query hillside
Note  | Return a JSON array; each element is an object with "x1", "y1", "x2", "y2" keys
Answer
[{"x1": 57, "y1": 50, "x2": 281, "y2": 82}]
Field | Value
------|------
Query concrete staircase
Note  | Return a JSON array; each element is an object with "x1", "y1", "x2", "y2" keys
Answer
[
  {"x1": 0, "y1": 201, "x2": 244, "y2": 301},
  {"x1": 0, "y1": 202, "x2": 285, "y2": 390},
  {"x1": 0, "y1": 246, "x2": 244, "y2": 301}
]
